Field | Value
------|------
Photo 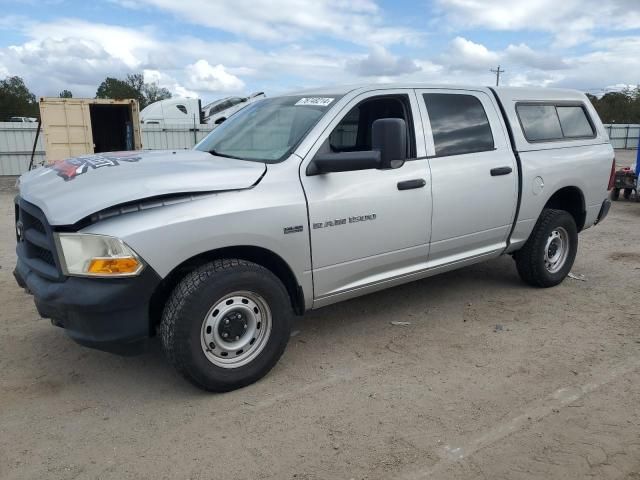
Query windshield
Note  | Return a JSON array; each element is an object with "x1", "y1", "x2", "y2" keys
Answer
[
  {"x1": 204, "y1": 97, "x2": 228, "y2": 109},
  {"x1": 195, "y1": 95, "x2": 341, "y2": 163}
]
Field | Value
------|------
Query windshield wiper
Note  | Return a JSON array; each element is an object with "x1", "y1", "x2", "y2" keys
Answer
[{"x1": 209, "y1": 149, "x2": 245, "y2": 160}]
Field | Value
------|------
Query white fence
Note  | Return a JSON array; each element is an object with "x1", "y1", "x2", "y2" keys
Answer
[
  {"x1": 0, "y1": 122, "x2": 46, "y2": 176},
  {"x1": 142, "y1": 124, "x2": 214, "y2": 150},
  {"x1": 604, "y1": 124, "x2": 640, "y2": 149},
  {"x1": 0, "y1": 122, "x2": 216, "y2": 176}
]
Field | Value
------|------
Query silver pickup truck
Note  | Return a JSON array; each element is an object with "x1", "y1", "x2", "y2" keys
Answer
[{"x1": 13, "y1": 84, "x2": 614, "y2": 391}]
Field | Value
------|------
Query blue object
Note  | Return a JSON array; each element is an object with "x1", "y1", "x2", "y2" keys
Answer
[
  {"x1": 125, "y1": 122, "x2": 133, "y2": 151},
  {"x1": 636, "y1": 130, "x2": 640, "y2": 176},
  {"x1": 636, "y1": 130, "x2": 640, "y2": 190}
]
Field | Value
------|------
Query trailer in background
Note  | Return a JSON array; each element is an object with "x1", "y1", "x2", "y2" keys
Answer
[
  {"x1": 140, "y1": 92, "x2": 267, "y2": 128},
  {"x1": 38, "y1": 98, "x2": 142, "y2": 162},
  {"x1": 140, "y1": 98, "x2": 202, "y2": 126}
]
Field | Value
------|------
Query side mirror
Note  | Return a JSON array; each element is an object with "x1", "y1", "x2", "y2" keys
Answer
[
  {"x1": 306, "y1": 117, "x2": 408, "y2": 176},
  {"x1": 307, "y1": 150, "x2": 381, "y2": 176},
  {"x1": 372, "y1": 118, "x2": 407, "y2": 168}
]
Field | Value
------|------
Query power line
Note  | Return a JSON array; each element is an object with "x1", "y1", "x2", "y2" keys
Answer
[{"x1": 490, "y1": 65, "x2": 504, "y2": 87}]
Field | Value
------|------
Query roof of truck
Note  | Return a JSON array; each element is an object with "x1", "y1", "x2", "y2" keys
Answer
[{"x1": 286, "y1": 84, "x2": 586, "y2": 101}]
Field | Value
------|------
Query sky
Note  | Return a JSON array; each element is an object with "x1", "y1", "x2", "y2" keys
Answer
[{"x1": 1, "y1": 0, "x2": 639, "y2": 103}]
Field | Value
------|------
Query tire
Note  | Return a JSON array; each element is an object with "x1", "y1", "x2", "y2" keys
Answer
[
  {"x1": 514, "y1": 209, "x2": 578, "y2": 288},
  {"x1": 623, "y1": 188, "x2": 632, "y2": 200},
  {"x1": 611, "y1": 188, "x2": 620, "y2": 201},
  {"x1": 160, "y1": 259, "x2": 293, "y2": 392}
]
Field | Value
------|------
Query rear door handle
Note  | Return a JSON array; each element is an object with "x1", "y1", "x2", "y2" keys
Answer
[
  {"x1": 397, "y1": 179, "x2": 426, "y2": 190},
  {"x1": 490, "y1": 166, "x2": 512, "y2": 176}
]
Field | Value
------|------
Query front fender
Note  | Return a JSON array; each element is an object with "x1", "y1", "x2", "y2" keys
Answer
[{"x1": 82, "y1": 162, "x2": 313, "y2": 305}]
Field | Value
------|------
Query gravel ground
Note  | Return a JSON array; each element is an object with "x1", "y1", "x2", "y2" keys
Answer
[{"x1": 0, "y1": 151, "x2": 639, "y2": 480}]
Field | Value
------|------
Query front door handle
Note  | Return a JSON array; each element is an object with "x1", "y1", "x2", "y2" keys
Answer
[
  {"x1": 397, "y1": 179, "x2": 426, "y2": 190},
  {"x1": 490, "y1": 166, "x2": 512, "y2": 176}
]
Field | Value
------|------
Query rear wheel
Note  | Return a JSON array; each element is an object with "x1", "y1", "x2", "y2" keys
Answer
[
  {"x1": 160, "y1": 259, "x2": 293, "y2": 392},
  {"x1": 515, "y1": 209, "x2": 578, "y2": 288},
  {"x1": 623, "y1": 188, "x2": 632, "y2": 200}
]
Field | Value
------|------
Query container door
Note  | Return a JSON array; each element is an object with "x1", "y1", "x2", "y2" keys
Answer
[
  {"x1": 39, "y1": 99, "x2": 94, "y2": 162},
  {"x1": 128, "y1": 100, "x2": 143, "y2": 150}
]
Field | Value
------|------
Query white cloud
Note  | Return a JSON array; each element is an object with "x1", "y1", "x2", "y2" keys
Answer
[
  {"x1": 504, "y1": 44, "x2": 568, "y2": 70},
  {"x1": 0, "y1": 16, "x2": 362, "y2": 98},
  {"x1": 505, "y1": 71, "x2": 565, "y2": 88},
  {"x1": 436, "y1": 37, "x2": 571, "y2": 84},
  {"x1": 444, "y1": 37, "x2": 500, "y2": 71},
  {"x1": 1, "y1": 36, "x2": 131, "y2": 96},
  {"x1": 411, "y1": 35, "x2": 640, "y2": 91},
  {"x1": 24, "y1": 19, "x2": 156, "y2": 68},
  {"x1": 347, "y1": 46, "x2": 421, "y2": 77},
  {"x1": 143, "y1": 69, "x2": 197, "y2": 98},
  {"x1": 117, "y1": 0, "x2": 422, "y2": 46},
  {"x1": 554, "y1": 36, "x2": 640, "y2": 91},
  {"x1": 185, "y1": 60, "x2": 245, "y2": 93},
  {"x1": 0, "y1": 19, "x2": 256, "y2": 98},
  {"x1": 1, "y1": 2, "x2": 639, "y2": 102},
  {"x1": 437, "y1": 0, "x2": 640, "y2": 47}
]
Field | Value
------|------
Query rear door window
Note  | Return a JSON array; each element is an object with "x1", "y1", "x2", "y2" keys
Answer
[{"x1": 423, "y1": 93, "x2": 494, "y2": 157}]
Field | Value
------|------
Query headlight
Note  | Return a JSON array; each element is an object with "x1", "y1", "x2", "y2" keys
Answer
[{"x1": 55, "y1": 233, "x2": 144, "y2": 277}]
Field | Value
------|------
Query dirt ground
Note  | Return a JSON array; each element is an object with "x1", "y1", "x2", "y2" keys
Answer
[{"x1": 1, "y1": 151, "x2": 639, "y2": 480}]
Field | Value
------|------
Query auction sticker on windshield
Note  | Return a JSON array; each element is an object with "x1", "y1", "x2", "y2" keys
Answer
[{"x1": 295, "y1": 97, "x2": 335, "y2": 107}]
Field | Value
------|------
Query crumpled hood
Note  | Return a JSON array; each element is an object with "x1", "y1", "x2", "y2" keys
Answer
[{"x1": 18, "y1": 149, "x2": 266, "y2": 225}]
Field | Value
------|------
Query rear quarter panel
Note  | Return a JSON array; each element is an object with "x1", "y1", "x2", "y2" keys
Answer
[
  {"x1": 509, "y1": 144, "x2": 614, "y2": 248},
  {"x1": 494, "y1": 88, "x2": 614, "y2": 250}
]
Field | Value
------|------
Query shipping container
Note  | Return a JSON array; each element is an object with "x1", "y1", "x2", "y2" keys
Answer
[{"x1": 38, "y1": 98, "x2": 142, "y2": 162}]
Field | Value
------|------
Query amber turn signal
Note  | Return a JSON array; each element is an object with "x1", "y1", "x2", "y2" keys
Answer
[{"x1": 87, "y1": 257, "x2": 141, "y2": 275}]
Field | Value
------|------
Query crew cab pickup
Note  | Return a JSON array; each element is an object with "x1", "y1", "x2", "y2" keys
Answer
[{"x1": 13, "y1": 84, "x2": 614, "y2": 391}]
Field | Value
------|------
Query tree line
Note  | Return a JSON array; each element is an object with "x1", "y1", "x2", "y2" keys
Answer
[
  {"x1": 0, "y1": 74, "x2": 172, "y2": 121},
  {"x1": 586, "y1": 87, "x2": 640, "y2": 124}
]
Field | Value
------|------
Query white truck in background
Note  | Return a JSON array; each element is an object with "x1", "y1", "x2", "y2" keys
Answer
[
  {"x1": 203, "y1": 92, "x2": 265, "y2": 125},
  {"x1": 140, "y1": 92, "x2": 266, "y2": 127},
  {"x1": 8, "y1": 116, "x2": 38, "y2": 122},
  {"x1": 140, "y1": 98, "x2": 202, "y2": 126}
]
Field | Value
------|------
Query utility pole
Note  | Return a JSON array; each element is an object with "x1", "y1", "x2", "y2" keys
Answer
[{"x1": 490, "y1": 65, "x2": 505, "y2": 87}]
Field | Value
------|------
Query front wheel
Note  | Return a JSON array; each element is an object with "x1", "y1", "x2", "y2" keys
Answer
[
  {"x1": 514, "y1": 209, "x2": 578, "y2": 288},
  {"x1": 160, "y1": 259, "x2": 293, "y2": 392}
]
